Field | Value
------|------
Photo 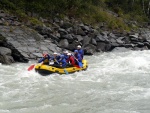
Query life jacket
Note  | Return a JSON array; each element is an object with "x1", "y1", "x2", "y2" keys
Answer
[
  {"x1": 78, "y1": 49, "x2": 84, "y2": 59},
  {"x1": 67, "y1": 55, "x2": 76, "y2": 65}
]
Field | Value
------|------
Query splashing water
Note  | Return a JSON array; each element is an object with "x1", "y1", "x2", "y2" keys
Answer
[{"x1": 1, "y1": 50, "x2": 150, "y2": 113}]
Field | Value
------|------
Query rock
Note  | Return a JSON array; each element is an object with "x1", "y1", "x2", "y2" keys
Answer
[
  {"x1": 32, "y1": 52, "x2": 43, "y2": 58},
  {"x1": 82, "y1": 36, "x2": 91, "y2": 47},
  {"x1": 67, "y1": 40, "x2": 81, "y2": 51},
  {"x1": 58, "y1": 28, "x2": 68, "y2": 35},
  {"x1": 112, "y1": 47, "x2": 131, "y2": 52},
  {"x1": 60, "y1": 22, "x2": 73, "y2": 29},
  {"x1": 0, "y1": 47, "x2": 11, "y2": 55},
  {"x1": 59, "y1": 39, "x2": 69, "y2": 48},
  {"x1": 95, "y1": 34, "x2": 109, "y2": 43},
  {"x1": 0, "y1": 54, "x2": 14, "y2": 64},
  {"x1": 75, "y1": 35, "x2": 83, "y2": 42},
  {"x1": 61, "y1": 34, "x2": 74, "y2": 41},
  {"x1": 116, "y1": 38, "x2": 124, "y2": 44},
  {"x1": 80, "y1": 25, "x2": 90, "y2": 31},
  {"x1": 76, "y1": 27, "x2": 86, "y2": 36},
  {"x1": 129, "y1": 34, "x2": 139, "y2": 39},
  {"x1": 49, "y1": 34, "x2": 59, "y2": 41},
  {"x1": 96, "y1": 42, "x2": 112, "y2": 52},
  {"x1": 91, "y1": 38, "x2": 97, "y2": 46},
  {"x1": 35, "y1": 26, "x2": 52, "y2": 36},
  {"x1": 136, "y1": 42, "x2": 145, "y2": 47},
  {"x1": 84, "y1": 44, "x2": 96, "y2": 55}
]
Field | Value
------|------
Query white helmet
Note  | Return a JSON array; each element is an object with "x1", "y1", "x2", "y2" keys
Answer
[
  {"x1": 53, "y1": 52, "x2": 58, "y2": 55},
  {"x1": 64, "y1": 50, "x2": 68, "y2": 54},
  {"x1": 77, "y1": 45, "x2": 81, "y2": 48},
  {"x1": 67, "y1": 53, "x2": 71, "y2": 56}
]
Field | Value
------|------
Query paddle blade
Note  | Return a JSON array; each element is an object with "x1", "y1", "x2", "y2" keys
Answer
[
  {"x1": 64, "y1": 69, "x2": 68, "y2": 75},
  {"x1": 78, "y1": 62, "x2": 83, "y2": 68},
  {"x1": 27, "y1": 64, "x2": 35, "y2": 71}
]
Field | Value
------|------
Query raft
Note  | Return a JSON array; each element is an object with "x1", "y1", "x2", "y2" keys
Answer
[{"x1": 35, "y1": 60, "x2": 88, "y2": 75}]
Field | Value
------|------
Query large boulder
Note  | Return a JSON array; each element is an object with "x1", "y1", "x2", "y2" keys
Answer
[
  {"x1": 0, "y1": 47, "x2": 14, "y2": 64},
  {"x1": 58, "y1": 39, "x2": 69, "y2": 48},
  {"x1": 84, "y1": 44, "x2": 96, "y2": 55},
  {"x1": 96, "y1": 42, "x2": 112, "y2": 52}
]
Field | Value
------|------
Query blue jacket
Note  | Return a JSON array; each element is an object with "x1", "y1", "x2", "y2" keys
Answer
[
  {"x1": 78, "y1": 49, "x2": 84, "y2": 59},
  {"x1": 74, "y1": 53, "x2": 82, "y2": 63},
  {"x1": 51, "y1": 56, "x2": 61, "y2": 64},
  {"x1": 58, "y1": 57, "x2": 67, "y2": 68},
  {"x1": 64, "y1": 54, "x2": 69, "y2": 60},
  {"x1": 38, "y1": 54, "x2": 51, "y2": 64}
]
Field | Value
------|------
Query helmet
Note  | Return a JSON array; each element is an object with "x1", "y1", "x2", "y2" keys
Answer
[
  {"x1": 67, "y1": 53, "x2": 71, "y2": 56},
  {"x1": 77, "y1": 45, "x2": 81, "y2": 48},
  {"x1": 53, "y1": 52, "x2": 58, "y2": 55},
  {"x1": 60, "y1": 55, "x2": 64, "y2": 58},
  {"x1": 43, "y1": 54, "x2": 48, "y2": 57},
  {"x1": 63, "y1": 50, "x2": 68, "y2": 54},
  {"x1": 74, "y1": 50, "x2": 78, "y2": 53}
]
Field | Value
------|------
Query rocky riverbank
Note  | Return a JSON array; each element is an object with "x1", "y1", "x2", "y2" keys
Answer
[{"x1": 1, "y1": 10, "x2": 150, "y2": 64}]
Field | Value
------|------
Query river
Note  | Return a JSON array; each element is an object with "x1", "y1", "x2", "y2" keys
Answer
[{"x1": 0, "y1": 50, "x2": 150, "y2": 113}]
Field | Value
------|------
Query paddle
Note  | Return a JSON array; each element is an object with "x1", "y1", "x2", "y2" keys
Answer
[
  {"x1": 55, "y1": 58, "x2": 68, "y2": 75},
  {"x1": 27, "y1": 64, "x2": 35, "y2": 71},
  {"x1": 71, "y1": 54, "x2": 83, "y2": 68}
]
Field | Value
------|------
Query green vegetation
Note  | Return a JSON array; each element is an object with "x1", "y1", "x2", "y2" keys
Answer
[{"x1": 0, "y1": 0, "x2": 150, "y2": 30}]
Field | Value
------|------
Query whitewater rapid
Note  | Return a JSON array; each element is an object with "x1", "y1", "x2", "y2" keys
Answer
[{"x1": 1, "y1": 50, "x2": 150, "y2": 113}]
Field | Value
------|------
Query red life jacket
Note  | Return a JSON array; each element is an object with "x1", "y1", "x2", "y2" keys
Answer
[{"x1": 67, "y1": 56, "x2": 76, "y2": 65}]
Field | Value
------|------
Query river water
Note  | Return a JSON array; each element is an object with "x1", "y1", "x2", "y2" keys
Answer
[{"x1": 0, "y1": 50, "x2": 150, "y2": 113}]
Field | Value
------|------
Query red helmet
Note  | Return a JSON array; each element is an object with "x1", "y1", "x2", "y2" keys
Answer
[{"x1": 43, "y1": 54, "x2": 48, "y2": 57}]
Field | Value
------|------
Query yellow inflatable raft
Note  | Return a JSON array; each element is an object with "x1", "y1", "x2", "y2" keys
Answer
[{"x1": 35, "y1": 60, "x2": 88, "y2": 75}]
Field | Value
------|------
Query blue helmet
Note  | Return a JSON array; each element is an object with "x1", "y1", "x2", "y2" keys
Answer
[
  {"x1": 60, "y1": 55, "x2": 64, "y2": 58},
  {"x1": 74, "y1": 50, "x2": 78, "y2": 53}
]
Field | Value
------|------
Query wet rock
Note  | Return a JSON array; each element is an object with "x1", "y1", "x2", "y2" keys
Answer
[
  {"x1": 96, "y1": 42, "x2": 111, "y2": 52},
  {"x1": 75, "y1": 35, "x2": 83, "y2": 42},
  {"x1": 91, "y1": 38, "x2": 97, "y2": 46},
  {"x1": 82, "y1": 36, "x2": 91, "y2": 47},
  {"x1": 0, "y1": 54, "x2": 14, "y2": 64},
  {"x1": 58, "y1": 28, "x2": 68, "y2": 35},
  {"x1": 84, "y1": 44, "x2": 96, "y2": 55},
  {"x1": 60, "y1": 22, "x2": 73, "y2": 29},
  {"x1": 0, "y1": 47, "x2": 11, "y2": 55},
  {"x1": 112, "y1": 47, "x2": 131, "y2": 52},
  {"x1": 58, "y1": 39, "x2": 69, "y2": 48},
  {"x1": 76, "y1": 27, "x2": 86, "y2": 36}
]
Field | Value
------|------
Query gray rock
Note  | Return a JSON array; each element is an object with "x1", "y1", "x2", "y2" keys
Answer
[
  {"x1": 84, "y1": 44, "x2": 96, "y2": 55},
  {"x1": 91, "y1": 38, "x2": 97, "y2": 46},
  {"x1": 96, "y1": 42, "x2": 111, "y2": 52},
  {"x1": 96, "y1": 34, "x2": 109, "y2": 43},
  {"x1": 82, "y1": 36, "x2": 91, "y2": 47},
  {"x1": 129, "y1": 34, "x2": 139, "y2": 39},
  {"x1": 58, "y1": 28, "x2": 68, "y2": 35},
  {"x1": 116, "y1": 39, "x2": 124, "y2": 44},
  {"x1": 0, "y1": 47, "x2": 11, "y2": 55},
  {"x1": 61, "y1": 34, "x2": 74, "y2": 41},
  {"x1": 32, "y1": 52, "x2": 43, "y2": 58},
  {"x1": 0, "y1": 54, "x2": 14, "y2": 64},
  {"x1": 60, "y1": 22, "x2": 73, "y2": 29},
  {"x1": 112, "y1": 47, "x2": 131, "y2": 52},
  {"x1": 76, "y1": 27, "x2": 86, "y2": 36},
  {"x1": 75, "y1": 35, "x2": 83, "y2": 42},
  {"x1": 59, "y1": 39, "x2": 69, "y2": 48}
]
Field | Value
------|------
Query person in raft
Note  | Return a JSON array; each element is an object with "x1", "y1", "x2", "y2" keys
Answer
[
  {"x1": 63, "y1": 50, "x2": 69, "y2": 60},
  {"x1": 38, "y1": 53, "x2": 51, "y2": 65},
  {"x1": 66, "y1": 53, "x2": 76, "y2": 67},
  {"x1": 74, "y1": 50, "x2": 82, "y2": 65},
  {"x1": 58, "y1": 55, "x2": 67, "y2": 68},
  {"x1": 77, "y1": 45, "x2": 84, "y2": 59},
  {"x1": 51, "y1": 52, "x2": 61, "y2": 67}
]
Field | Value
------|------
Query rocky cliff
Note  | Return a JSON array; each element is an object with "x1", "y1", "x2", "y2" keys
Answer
[{"x1": 1, "y1": 10, "x2": 150, "y2": 64}]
